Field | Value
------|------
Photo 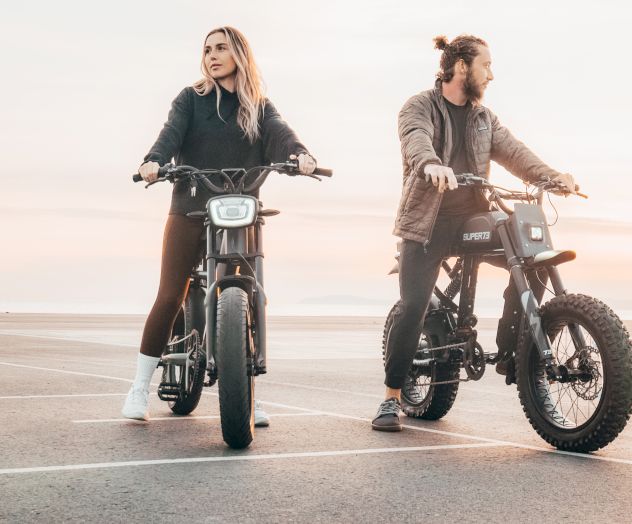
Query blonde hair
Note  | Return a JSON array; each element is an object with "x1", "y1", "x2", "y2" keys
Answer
[{"x1": 193, "y1": 26, "x2": 265, "y2": 142}]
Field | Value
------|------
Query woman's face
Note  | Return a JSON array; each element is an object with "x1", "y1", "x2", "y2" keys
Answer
[{"x1": 204, "y1": 32, "x2": 237, "y2": 82}]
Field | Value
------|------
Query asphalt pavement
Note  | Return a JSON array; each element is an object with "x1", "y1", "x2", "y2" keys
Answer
[{"x1": 1, "y1": 313, "x2": 630, "y2": 523}]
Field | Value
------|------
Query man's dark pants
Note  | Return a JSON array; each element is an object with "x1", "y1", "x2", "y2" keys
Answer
[{"x1": 384, "y1": 214, "x2": 547, "y2": 389}]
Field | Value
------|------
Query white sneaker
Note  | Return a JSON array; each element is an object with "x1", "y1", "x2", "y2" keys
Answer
[
  {"x1": 122, "y1": 386, "x2": 150, "y2": 421},
  {"x1": 254, "y1": 400, "x2": 270, "y2": 427}
]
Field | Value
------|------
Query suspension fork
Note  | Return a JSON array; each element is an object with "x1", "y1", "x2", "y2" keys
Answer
[
  {"x1": 546, "y1": 264, "x2": 587, "y2": 352},
  {"x1": 253, "y1": 220, "x2": 267, "y2": 374},
  {"x1": 497, "y1": 222, "x2": 555, "y2": 365},
  {"x1": 205, "y1": 224, "x2": 218, "y2": 371}
]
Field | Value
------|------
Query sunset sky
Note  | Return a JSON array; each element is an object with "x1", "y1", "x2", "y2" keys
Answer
[{"x1": 2, "y1": 0, "x2": 631, "y2": 317}]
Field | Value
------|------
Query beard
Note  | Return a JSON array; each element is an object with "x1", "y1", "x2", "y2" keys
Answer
[{"x1": 463, "y1": 70, "x2": 485, "y2": 104}]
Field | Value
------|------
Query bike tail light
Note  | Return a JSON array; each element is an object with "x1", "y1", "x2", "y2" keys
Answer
[
  {"x1": 529, "y1": 225, "x2": 544, "y2": 241},
  {"x1": 208, "y1": 196, "x2": 258, "y2": 228}
]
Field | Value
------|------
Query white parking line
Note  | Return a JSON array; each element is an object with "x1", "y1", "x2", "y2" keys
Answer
[
  {"x1": 258, "y1": 379, "x2": 382, "y2": 399},
  {"x1": 2, "y1": 360, "x2": 631, "y2": 467},
  {"x1": 0, "y1": 361, "x2": 134, "y2": 383},
  {"x1": 0, "y1": 331, "x2": 137, "y2": 348},
  {"x1": 257, "y1": 380, "x2": 513, "y2": 415},
  {"x1": 0, "y1": 393, "x2": 128, "y2": 400},
  {"x1": 232, "y1": 401, "x2": 632, "y2": 466},
  {"x1": 0, "y1": 442, "x2": 507, "y2": 475},
  {"x1": 73, "y1": 413, "x2": 324, "y2": 424},
  {"x1": 8, "y1": 355, "x2": 135, "y2": 369}
]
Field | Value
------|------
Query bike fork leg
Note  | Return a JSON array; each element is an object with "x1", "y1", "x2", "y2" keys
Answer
[
  {"x1": 205, "y1": 281, "x2": 219, "y2": 369},
  {"x1": 546, "y1": 266, "x2": 587, "y2": 351},
  {"x1": 498, "y1": 224, "x2": 553, "y2": 363},
  {"x1": 254, "y1": 283, "x2": 267, "y2": 374}
]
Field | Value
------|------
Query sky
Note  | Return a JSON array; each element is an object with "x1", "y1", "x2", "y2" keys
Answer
[{"x1": 1, "y1": 0, "x2": 632, "y2": 317}]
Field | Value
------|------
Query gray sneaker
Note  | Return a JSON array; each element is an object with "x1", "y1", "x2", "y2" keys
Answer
[{"x1": 371, "y1": 397, "x2": 402, "y2": 432}]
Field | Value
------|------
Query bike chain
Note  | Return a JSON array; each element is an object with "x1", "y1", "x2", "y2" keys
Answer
[{"x1": 411, "y1": 341, "x2": 485, "y2": 385}]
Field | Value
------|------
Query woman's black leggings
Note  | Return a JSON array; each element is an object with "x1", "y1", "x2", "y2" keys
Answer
[{"x1": 140, "y1": 215, "x2": 204, "y2": 357}]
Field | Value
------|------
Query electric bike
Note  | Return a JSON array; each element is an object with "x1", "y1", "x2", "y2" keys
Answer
[
  {"x1": 384, "y1": 175, "x2": 632, "y2": 452},
  {"x1": 134, "y1": 161, "x2": 332, "y2": 448}
]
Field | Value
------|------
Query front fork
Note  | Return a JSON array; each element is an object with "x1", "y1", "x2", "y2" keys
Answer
[
  {"x1": 203, "y1": 225, "x2": 268, "y2": 382},
  {"x1": 497, "y1": 223, "x2": 585, "y2": 380}
]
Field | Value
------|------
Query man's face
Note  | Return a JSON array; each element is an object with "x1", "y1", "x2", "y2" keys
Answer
[{"x1": 463, "y1": 45, "x2": 494, "y2": 103}]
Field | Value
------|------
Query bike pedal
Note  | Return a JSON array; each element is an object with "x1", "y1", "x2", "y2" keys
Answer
[{"x1": 157, "y1": 383, "x2": 181, "y2": 401}]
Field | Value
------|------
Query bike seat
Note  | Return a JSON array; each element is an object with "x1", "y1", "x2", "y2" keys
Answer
[{"x1": 529, "y1": 249, "x2": 576, "y2": 268}]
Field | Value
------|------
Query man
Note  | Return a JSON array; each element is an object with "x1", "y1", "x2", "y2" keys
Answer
[{"x1": 372, "y1": 34, "x2": 577, "y2": 431}]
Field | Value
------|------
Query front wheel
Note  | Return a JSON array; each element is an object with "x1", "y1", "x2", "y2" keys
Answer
[
  {"x1": 215, "y1": 287, "x2": 255, "y2": 449},
  {"x1": 516, "y1": 293, "x2": 632, "y2": 452}
]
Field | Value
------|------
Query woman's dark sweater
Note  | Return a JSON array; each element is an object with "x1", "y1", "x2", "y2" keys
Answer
[{"x1": 144, "y1": 85, "x2": 309, "y2": 215}]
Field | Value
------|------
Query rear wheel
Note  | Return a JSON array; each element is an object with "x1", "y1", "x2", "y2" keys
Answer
[
  {"x1": 216, "y1": 287, "x2": 254, "y2": 449},
  {"x1": 162, "y1": 290, "x2": 206, "y2": 415},
  {"x1": 383, "y1": 302, "x2": 460, "y2": 420},
  {"x1": 516, "y1": 294, "x2": 632, "y2": 452}
]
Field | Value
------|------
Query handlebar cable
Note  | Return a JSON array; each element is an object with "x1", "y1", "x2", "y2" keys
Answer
[{"x1": 546, "y1": 191, "x2": 560, "y2": 227}]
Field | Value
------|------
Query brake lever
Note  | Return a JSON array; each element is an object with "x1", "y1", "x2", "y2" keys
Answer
[
  {"x1": 545, "y1": 181, "x2": 588, "y2": 199},
  {"x1": 145, "y1": 179, "x2": 163, "y2": 189}
]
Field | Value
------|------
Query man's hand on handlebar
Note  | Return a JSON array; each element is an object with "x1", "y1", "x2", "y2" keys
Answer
[
  {"x1": 424, "y1": 164, "x2": 459, "y2": 193},
  {"x1": 139, "y1": 161, "x2": 161, "y2": 183},
  {"x1": 290, "y1": 153, "x2": 317, "y2": 176},
  {"x1": 552, "y1": 172, "x2": 579, "y2": 196}
]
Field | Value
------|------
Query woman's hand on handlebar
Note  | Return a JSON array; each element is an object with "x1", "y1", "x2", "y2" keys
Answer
[
  {"x1": 290, "y1": 153, "x2": 317, "y2": 175},
  {"x1": 139, "y1": 161, "x2": 161, "y2": 183},
  {"x1": 424, "y1": 164, "x2": 459, "y2": 192}
]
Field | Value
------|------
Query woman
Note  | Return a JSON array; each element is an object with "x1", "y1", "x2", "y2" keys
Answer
[{"x1": 123, "y1": 26, "x2": 317, "y2": 422}]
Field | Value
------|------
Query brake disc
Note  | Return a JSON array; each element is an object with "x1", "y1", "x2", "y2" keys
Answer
[{"x1": 570, "y1": 346, "x2": 602, "y2": 401}]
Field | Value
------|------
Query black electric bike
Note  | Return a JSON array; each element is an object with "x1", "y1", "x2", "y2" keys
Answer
[
  {"x1": 134, "y1": 161, "x2": 332, "y2": 448},
  {"x1": 383, "y1": 175, "x2": 632, "y2": 452}
]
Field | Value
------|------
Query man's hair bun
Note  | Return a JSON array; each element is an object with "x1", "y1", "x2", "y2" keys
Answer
[{"x1": 433, "y1": 35, "x2": 449, "y2": 51}]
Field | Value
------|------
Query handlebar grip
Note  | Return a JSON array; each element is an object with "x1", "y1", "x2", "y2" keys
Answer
[
  {"x1": 132, "y1": 164, "x2": 172, "y2": 183},
  {"x1": 314, "y1": 167, "x2": 333, "y2": 177}
]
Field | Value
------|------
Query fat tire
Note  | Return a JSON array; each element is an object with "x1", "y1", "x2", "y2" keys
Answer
[
  {"x1": 516, "y1": 293, "x2": 632, "y2": 452},
  {"x1": 382, "y1": 302, "x2": 460, "y2": 420},
  {"x1": 167, "y1": 291, "x2": 205, "y2": 415},
  {"x1": 216, "y1": 287, "x2": 254, "y2": 449}
]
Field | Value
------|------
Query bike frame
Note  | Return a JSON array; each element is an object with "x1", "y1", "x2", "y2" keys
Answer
[{"x1": 429, "y1": 184, "x2": 585, "y2": 380}]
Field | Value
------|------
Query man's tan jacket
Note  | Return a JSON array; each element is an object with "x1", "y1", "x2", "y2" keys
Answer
[{"x1": 393, "y1": 82, "x2": 559, "y2": 245}]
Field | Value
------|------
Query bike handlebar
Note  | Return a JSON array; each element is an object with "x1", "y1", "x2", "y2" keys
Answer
[
  {"x1": 132, "y1": 161, "x2": 333, "y2": 192},
  {"x1": 454, "y1": 173, "x2": 587, "y2": 199}
]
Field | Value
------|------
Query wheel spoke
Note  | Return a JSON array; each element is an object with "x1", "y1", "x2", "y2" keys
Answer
[{"x1": 533, "y1": 320, "x2": 605, "y2": 429}]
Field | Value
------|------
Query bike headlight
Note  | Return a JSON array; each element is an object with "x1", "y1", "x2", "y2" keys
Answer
[
  {"x1": 529, "y1": 225, "x2": 544, "y2": 241},
  {"x1": 208, "y1": 196, "x2": 258, "y2": 228}
]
